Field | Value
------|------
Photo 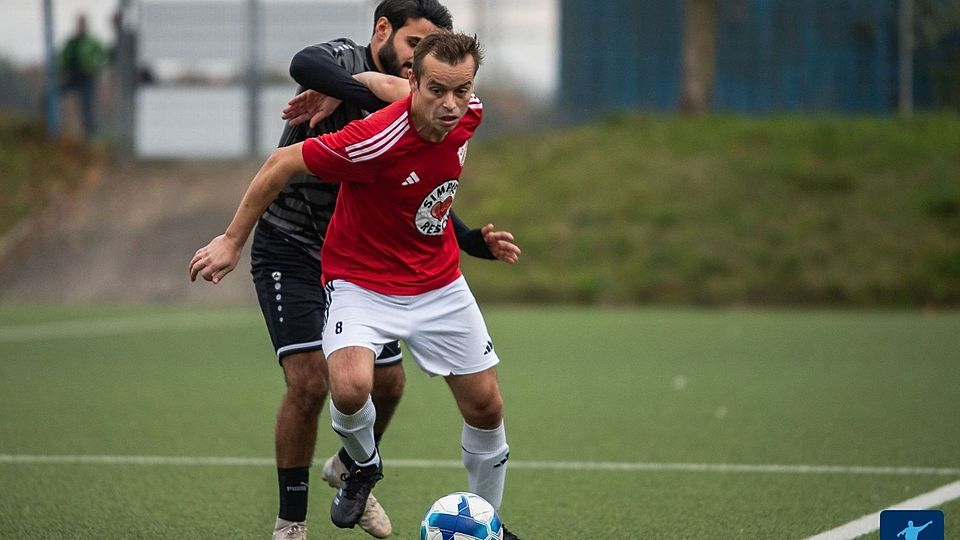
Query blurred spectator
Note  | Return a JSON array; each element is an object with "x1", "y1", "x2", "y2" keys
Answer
[{"x1": 60, "y1": 14, "x2": 107, "y2": 140}]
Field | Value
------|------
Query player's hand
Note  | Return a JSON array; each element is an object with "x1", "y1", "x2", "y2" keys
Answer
[
  {"x1": 481, "y1": 224, "x2": 521, "y2": 264},
  {"x1": 189, "y1": 235, "x2": 242, "y2": 284},
  {"x1": 282, "y1": 89, "x2": 342, "y2": 128}
]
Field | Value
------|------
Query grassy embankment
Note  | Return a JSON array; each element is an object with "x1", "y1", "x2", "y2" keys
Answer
[
  {"x1": 459, "y1": 113, "x2": 960, "y2": 306},
  {"x1": 0, "y1": 114, "x2": 101, "y2": 238},
  {"x1": 2, "y1": 113, "x2": 958, "y2": 306}
]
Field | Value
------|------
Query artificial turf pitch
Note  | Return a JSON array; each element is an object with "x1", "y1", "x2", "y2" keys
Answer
[{"x1": 1, "y1": 306, "x2": 957, "y2": 539}]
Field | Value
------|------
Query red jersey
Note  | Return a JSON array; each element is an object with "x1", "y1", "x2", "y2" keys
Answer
[{"x1": 301, "y1": 94, "x2": 483, "y2": 295}]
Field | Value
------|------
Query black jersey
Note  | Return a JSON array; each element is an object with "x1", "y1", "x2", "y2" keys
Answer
[{"x1": 259, "y1": 38, "x2": 383, "y2": 260}]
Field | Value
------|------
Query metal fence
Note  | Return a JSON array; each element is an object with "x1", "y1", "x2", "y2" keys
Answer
[{"x1": 130, "y1": 0, "x2": 557, "y2": 158}]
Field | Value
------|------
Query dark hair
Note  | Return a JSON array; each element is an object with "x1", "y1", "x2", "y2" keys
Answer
[
  {"x1": 411, "y1": 31, "x2": 483, "y2": 82},
  {"x1": 373, "y1": 0, "x2": 453, "y2": 34}
]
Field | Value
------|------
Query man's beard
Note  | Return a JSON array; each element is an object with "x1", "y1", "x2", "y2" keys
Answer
[{"x1": 377, "y1": 32, "x2": 409, "y2": 77}]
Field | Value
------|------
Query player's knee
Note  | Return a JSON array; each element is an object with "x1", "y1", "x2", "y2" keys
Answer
[
  {"x1": 372, "y1": 367, "x2": 405, "y2": 406},
  {"x1": 462, "y1": 393, "x2": 503, "y2": 428},
  {"x1": 330, "y1": 378, "x2": 373, "y2": 413},
  {"x1": 282, "y1": 353, "x2": 329, "y2": 413},
  {"x1": 291, "y1": 374, "x2": 328, "y2": 408},
  {"x1": 285, "y1": 374, "x2": 328, "y2": 416}
]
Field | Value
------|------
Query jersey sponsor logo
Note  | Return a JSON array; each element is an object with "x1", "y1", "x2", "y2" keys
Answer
[
  {"x1": 457, "y1": 142, "x2": 469, "y2": 166},
  {"x1": 415, "y1": 179, "x2": 459, "y2": 236},
  {"x1": 402, "y1": 171, "x2": 421, "y2": 186},
  {"x1": 431, "y1": 197, "x2": 453, "y2": 220}
]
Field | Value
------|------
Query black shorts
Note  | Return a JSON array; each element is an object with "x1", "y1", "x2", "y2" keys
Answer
[{"x1": 250, "y1": 222, "x2": 402, "y2": 366}]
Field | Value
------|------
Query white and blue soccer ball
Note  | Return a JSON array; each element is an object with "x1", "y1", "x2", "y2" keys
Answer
[{"x1": 420, "y1": 492, "x2": 503, "y2": 540}]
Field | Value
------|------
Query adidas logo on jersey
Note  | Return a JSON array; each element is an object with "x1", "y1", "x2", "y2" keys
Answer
[{"x1": 402, "y1": 171, "x2": 421, "y2": 186}]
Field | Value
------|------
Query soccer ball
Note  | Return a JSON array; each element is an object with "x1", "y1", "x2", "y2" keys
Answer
[{"x1": 420, "y1": 492, "x2": 503, "y2": 540}]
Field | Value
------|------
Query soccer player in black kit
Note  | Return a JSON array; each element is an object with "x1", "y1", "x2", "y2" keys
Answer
[{"x1": 189, "y1": 1, "x2": 520, "y2": 539}]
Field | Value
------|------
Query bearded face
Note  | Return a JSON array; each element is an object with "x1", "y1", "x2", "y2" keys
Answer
[
  {"x1": 375, "y1": 17, "x2": 438, "y2": 78},
  {"x1": 377, "y1": 30, "x2": 409, "y2": 77}
]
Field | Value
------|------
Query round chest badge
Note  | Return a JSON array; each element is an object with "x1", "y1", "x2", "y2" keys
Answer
[{"x1": 415, "y1": 179, "x2": 459, "y2": 236}]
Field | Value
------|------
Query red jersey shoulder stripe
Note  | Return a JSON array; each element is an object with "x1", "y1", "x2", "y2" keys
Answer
[
  {"x1": 350, "y1": 125, "x2": 410, "y2": 163},
  {"x1": 345, "y1": 111, "x2": 407, "y2": 153},
  {"x1": 314, "y1": 138, "x2": 354, "y2": 162},
  {"x1": 344, "y1": 112, "x2": 409, "y2": 161}
]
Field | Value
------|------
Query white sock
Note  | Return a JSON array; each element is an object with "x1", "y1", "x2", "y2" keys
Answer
[
  {"x1": 461, "y1": 421, "x2": 509, "y2": 511},
  {"x1": 330, "y1": 396, "x2": 379, "y2": 467}
]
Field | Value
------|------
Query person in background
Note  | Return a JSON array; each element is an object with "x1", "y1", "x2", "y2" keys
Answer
[{"x1": 60, "y1": 14, "x2": 107, "y2": 140}]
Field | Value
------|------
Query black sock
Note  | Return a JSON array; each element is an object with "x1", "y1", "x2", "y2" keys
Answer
[
  {"x1": 337, "y1": 447, "x2": 355, "y2": 469},
  {"x1": 339, "y1": 433, "x2": 382, "y2": 470},
  {"x1": 278, "y1": 466, "x2": 310, "y2": 522}
]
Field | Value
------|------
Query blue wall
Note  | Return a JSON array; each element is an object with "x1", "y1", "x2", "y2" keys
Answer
[
  {"x1": 560, "y1": 1, "x2": 684, "y2": 116},
  {"x1": 560, "y1": 0, "x2": 905, "y2": 117}
]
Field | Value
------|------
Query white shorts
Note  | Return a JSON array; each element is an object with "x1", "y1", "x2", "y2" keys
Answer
[{"x1": 322, "y1": 276, "x2": 500, "y2": 377}]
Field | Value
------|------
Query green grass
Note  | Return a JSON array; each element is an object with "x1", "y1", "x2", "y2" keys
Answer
[
  {"x1": 458, "y1": 113, "x2": 960, "y2": 306},
  {"x1": 1, "y1": 306, "x2": 958, "y2": 538}
]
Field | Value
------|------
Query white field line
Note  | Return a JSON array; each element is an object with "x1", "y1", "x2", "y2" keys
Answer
[
  {"x1": 804, "y1": 479, "x2": 960, "y2": 540},
  {"x1": 0, "y1": 312, "x2": 256, "y2": 343},
  {"x1": 0, "y1": 454, "x2": 958, "y2": 477}
]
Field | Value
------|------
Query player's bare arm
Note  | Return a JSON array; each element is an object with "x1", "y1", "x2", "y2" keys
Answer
[
  {"x1": 282, "y1": 72, "x2": 409, "y2": 128},
  {"x1": 189, "y1": 144, "x2": 308, "y2": 284},
  {"x1": 353, "y1": 71, "x2": 411, "y2": 103}
]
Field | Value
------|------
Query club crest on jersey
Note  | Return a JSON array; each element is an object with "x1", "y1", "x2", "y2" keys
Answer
[
  {"x1": 415, "y1": 179, "x2": 459, "y2": 236},
  {"x1": 457, "y1": 142, "x2": 469, "y2": 166}
]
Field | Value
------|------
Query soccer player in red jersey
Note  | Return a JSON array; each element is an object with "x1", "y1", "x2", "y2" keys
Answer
[
  {"x1": 190, "y1": 31, "x2": 522, "y2": 539},
  {"x1": 193, "y1": 3, "x2": 520, "y2": 538}
]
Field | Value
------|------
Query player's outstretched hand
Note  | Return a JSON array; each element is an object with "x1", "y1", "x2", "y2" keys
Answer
[
  {"x1": 481, "y1": 224, "x2": 521, "y2": 264},
  {"x1": 189, "y1": 235, "x2": 242, "y2": 284},
  {"x1": 282, "y1": 89, "x2": 342, "y2": 128}
]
